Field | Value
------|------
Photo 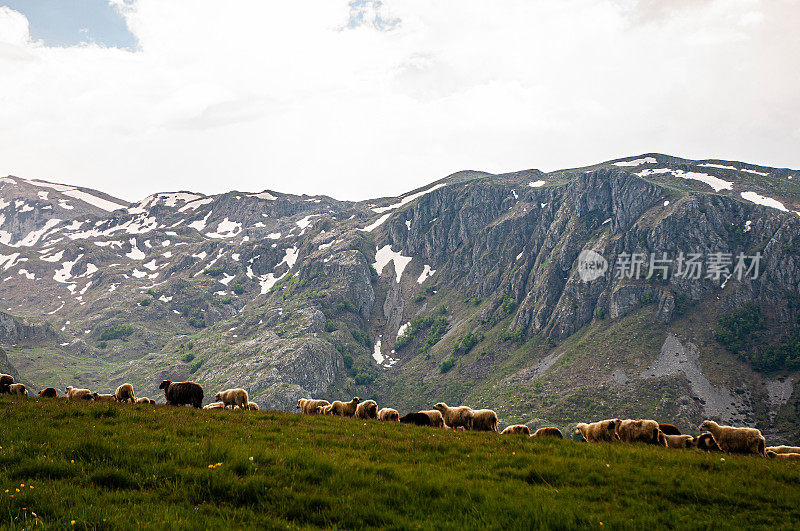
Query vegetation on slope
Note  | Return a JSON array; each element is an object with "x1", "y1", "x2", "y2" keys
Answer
[
  {"x1": 715, "y1": 303, "x2": 800, "y2": 373},
  {"x1": 2, "y1": 398, "x2": 800, "y2": 528}
]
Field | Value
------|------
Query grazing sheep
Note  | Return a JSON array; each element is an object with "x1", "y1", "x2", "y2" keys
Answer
[
  {"x1": 501, "y1": 425, "x2": 531, "y2": 436},
  {"x1": 692, "y1": 432, "x2": 721, "y2": 452},
  {"x1": 664, "y1": 434, "x2": 694, "y2": 449},
  {"x1": 159, "y1": 380, "x2": 204, "y2": 408},
  {"x1": 39, "y1": 387, "x2": 58, "y2": 398},
  {"x1": 659, "y1": 423, "x2": 681, "y2": 436},
  {"x1": 244, "y1": 402, "x2": 259, "y2": 411},
  {"x1": 299, "y1": 399, "x2": 330, "y2": 415},
  {"x1": 400, "y1": 412, "x2": 433, "y2": 426},
  {"x1": 354, "y1": 400, "x2": 378, "y2": 420},
  {"x1": 616, "y1": 419, "x2": 666, "y2": 446},
  {"x1": 321, "y1": 404, "x2": 334, "y2": 415},
  {"x1": 114, "y1": 383, "x2": 136, "y2": 403},
  {"x1": 65, "y1": 386, "x2": 93, "y2": 401},
  {"x1": 0, "y1": 374, "x2": 14, "y2": 393},
  {"x1": 91, "y1": 393, "x2": 116, "y2": 403},
  {"x1": 575, "y1": 419, "x2": 621, "y2": 443},
  {"x1": 203, "y1": 402, "x2": 225, "y2": 409},
  {"x1": 329, "y1": 397, "x2": 360, "y2": 417},
  {"x1": 432, "y1": 403, "x2": 474, "y2": 430},
  {"x1": 532, "y1": 427, "x2": 564, "y2": 439},
  {"x1": 766, "y1": 446, "x2": 800, "y2": 455},
  {"x1": 377, "y1": 408, "x2": 399, "y2": 422},
  {"x1": 135, "y1": 397, "x2": 156, "y2": 405},
  {"x1": 8, "y1": 383, "x2": 27, "y2": 396},
  {"x1": 419, "y1": 409, "x2": 445, "y2": 428},
  {"x1": 215, "y1": 388, "x2": 249, "y2": 409},
  {"x1": 471, "y1": 409, "x2": 499, "y2": 432},
  {"x1": 698, "y1": 420, "x2": 765, "y2": 456},
  {"x1": 766, "y1": 450, "x2": 800, "y2": 461}
]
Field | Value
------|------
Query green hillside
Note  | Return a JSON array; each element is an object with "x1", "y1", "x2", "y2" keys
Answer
[{"x1": 1, "y1": 397, "x2": 799, "y2": 529}]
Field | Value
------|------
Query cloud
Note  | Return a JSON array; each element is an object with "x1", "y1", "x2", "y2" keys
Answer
[{"x1": 0, "y1": 0, "x2": 798, "y2": 203}]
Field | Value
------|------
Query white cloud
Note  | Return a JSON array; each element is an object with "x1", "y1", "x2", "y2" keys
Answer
[{"x1": 0, "y1": 0, "x2": 798, "y2": 202}]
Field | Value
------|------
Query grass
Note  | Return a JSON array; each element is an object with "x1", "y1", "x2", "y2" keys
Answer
[{"x1": 2, "y1": 398, "x2": 800, "y2": 529}]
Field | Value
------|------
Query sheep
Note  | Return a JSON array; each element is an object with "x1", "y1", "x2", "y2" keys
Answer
[
  {"x1": 329, "y1": 397, "x2": 360, "y2": 417},
  {"x1": 8, "y1": 383, "x2": 27, "y2": 396},
  {"x1": 532, "y1": 427, "x2": 564, "y2": 439},
  {"x1": 766, "y1": 450, "x2": 800, "y2": 461},
  {"x1": 419, "y1": 410, "x2": 445, "y2": 428},
  {"x1": 0, "y1": 374, "x2": 14, "y2": 393},
  {"x1": 114, "y1": 383, "x2": 136, "y2": 403},
  {"x1": 377, "y1": 408, "x2": 399, "y2": 421},
  {"x1": 501, "y1": 425, "x2": 531, "y2": 436},
  {"x1": 245, "y1": 402, "x2": 259, "y2": 411},
  {"x1": 354, "y1": 400, "x2": 378, "y2": 419},
  {"x1": 658, "y1": 423, "x2": 681, "y2": 436},
  {"x1": 65, "y1": 386, "x2": 93, "y2": 401},
  {"x1": 616, "y1": 419, "x2": 666, "y2": 446},
  {"x1": 215, "y1": 388, "x2": 249, "y2": 409},
  {"x1": 574, "y1": 419, "x2": 621, "y2": 443},
  {"x1": 432, "y1": 402, "x2": 474, "y2": 430},
  {"x1": 766, "y1": 446, "x2": 800, "y2": 455},
  {"x1": 400, "y1": 412, "x2": 433, "y2": 426},
  {"x1": 39, "y1": 387, "x2": 58, "y2": 398},
  {"x1": 698, "y1": 420, "x2": 765, "y2": 456},
  {"x1": 321, "y1": 404, "x2": 334, "y2": 415},
  {"x1": 203, "y1": 402, "x2": 225, "y2": 410},
  {"x1": 471, "y1": 409, "x2": 499, "y2": 432},
  {"x1": 692, "y1": 432, "x2": 721, "y2": 452},
  {"x1": 664, "y1": 434, "x2": 694, "y2": 449},
  {"x1": 299, "y1": 399, "x2": 330, "y2": 415},
  {"x1": 135, "y1": 397, "x2": 156, "y2": 404},
  {"x1": 91, "y1": 393, "x2": 116, "y2": 403},
  {"x1": 159, "y1": 380, "x2": 204, "y2": 408}
]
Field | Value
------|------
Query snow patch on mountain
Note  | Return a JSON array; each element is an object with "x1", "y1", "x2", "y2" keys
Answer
[
  {"x1": 740, "y1": 191, "x2": 788, "y2": 212},
  {"x1": 373, "y1": 245, "x2": 412, "y2": 283},
  {"x1": 613, "y1": 157, "x2": 657, "y2": 167}
]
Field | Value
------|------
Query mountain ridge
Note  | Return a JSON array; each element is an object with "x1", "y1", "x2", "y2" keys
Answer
[{"x1": 2, "y1": 153, "x2": 799, "y2": 442}]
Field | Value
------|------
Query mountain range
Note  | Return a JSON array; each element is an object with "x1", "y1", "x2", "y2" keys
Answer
[{"x1": 2, "y1": 153, "x2": 799, "y2": 441}]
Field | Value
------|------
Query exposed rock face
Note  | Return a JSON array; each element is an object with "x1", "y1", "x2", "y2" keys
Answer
[{"x1": 0, "y1": 312, "x2": 54, "y2": 344}]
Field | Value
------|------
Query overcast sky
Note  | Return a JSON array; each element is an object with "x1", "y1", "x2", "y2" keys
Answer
[{"x1": 1, "y1": 0, "x2": 798, "y2": 202}]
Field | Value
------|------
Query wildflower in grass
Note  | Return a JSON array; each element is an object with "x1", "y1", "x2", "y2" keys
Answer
[{"x1": 71, "y1": 520, "x2": 76, "y2": 525}]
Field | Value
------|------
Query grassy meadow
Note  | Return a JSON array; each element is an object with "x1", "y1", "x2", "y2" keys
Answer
[{"x1": 1, "y1": 397, "x2": 799, "y2": 529}]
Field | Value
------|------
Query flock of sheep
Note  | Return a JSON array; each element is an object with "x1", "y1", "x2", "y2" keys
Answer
[
  {"x1": 296, "y1": 398, "x2": 800, "y2": 461},
  {"x1": 2, "y1": 373, "x2": 798, "y2": 461}
]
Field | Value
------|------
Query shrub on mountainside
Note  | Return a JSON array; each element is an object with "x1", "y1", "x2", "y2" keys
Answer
[
  {"x1": 395, "y1": 314, "x2": 448, "y2": 353},
  {"x1": 99, "y1": 325, "x2": 134, "y2": 341},
  {"x1": 204, "y1": 266, "x2": 224, "y2": 277}
]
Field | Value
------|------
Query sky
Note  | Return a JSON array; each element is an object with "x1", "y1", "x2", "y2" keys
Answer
[{"x1": 0, "y1": 0, "x2": 798, "y2": 203}]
